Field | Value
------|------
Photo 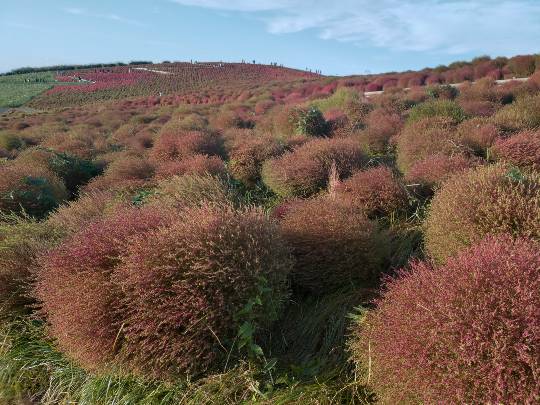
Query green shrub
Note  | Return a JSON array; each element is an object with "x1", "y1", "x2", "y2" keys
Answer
[
  {"x1": 407, "y1": 99, "x2": 466, "y2": 124},
  {"x1": 294, "y1": 107, "x2": 329, "y2": 137},
  {"x1": 492, "y1": 93, "x2": 540, "y2": 132},
  {"x1": 0, "y1": 162, "x2": 68, "y2": 218},
  {"x1": 425, "y1": 164, "x2": 540, "y2": 262}
]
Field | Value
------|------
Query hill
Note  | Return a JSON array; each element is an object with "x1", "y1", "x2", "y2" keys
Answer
[{"x1": 0, "y1": 53, "x2": 539, "y2": 404}]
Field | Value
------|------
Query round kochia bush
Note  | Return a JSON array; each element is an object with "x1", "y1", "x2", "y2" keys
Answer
[
  {"x1": 36, "y1": 205, "x2": 292, "y2": 379},
  {"x1": 113, "y1": 205, "x2": 291, "y2": 378},
  {"x1": 351, "y1": 236, "x2": 540, "y2": 404},
  {"x1": 279, "y1": 197, "x2": 389, "y2": 291},
  {"x1": 262, "y1": 137, "x2": 368, "y2": 197},
  {"x1": 396, "y1": 117, "x2": 464, "y2": 174},
  {"x1": 0, "y1": 162, "x2": 68, "y2": 218},
  {"x1": 425, "y1": 164, "x2": 540, "y2": 262},
  {"x1": 35, "y1": 206, "x2": 172, "y2": 372},
  {"x1": 334, "y1": 166, "x2": 408, "y2": 217},
  {"x1": 492, "y1": 129, "x2": 540, "y2": 169}
]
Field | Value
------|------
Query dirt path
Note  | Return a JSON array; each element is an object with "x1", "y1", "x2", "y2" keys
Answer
[
  {"x1": 364, "y1": 77, "x2": 530, "y2": 97},
  {"x1": 132, "y1": 67, "x2": 172, "y2": 75}
]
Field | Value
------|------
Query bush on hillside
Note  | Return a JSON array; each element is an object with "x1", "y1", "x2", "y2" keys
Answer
[
  {"x1": 262, "y1": 137, "x2": 368, "y2": 197},
  {"x1": 150, "y1": 130, "x2": 223, "y2": 163},
  {"x1": 47, "y1": 190, "x2": 126, "y2": 237},
  {"x1": 455, "y1": 117, "x2": 500, "y2": 154},
  {"x1": 508, "y1": 55, "x2": 536, "y2": 77},
  {"x1": 334, "y1": 166, "x2": 408, "y2": 217},
  {"x1": 35, "y1": 206, "x2": 173, "y2": 372},
  {"x1": 405, "y1": 154, "x2": 480, "y2": 193},
  {"x1": 35, "y1": 205, "x2": 292, "y2": 379},
  {"x1": 154, "y1": 154, "x2": 226, "y2": 180},
  {"x1": 396, "y1": 117, "x2": 464, "y2": 173},
  {"x1": 147, "y1": 174, "x2": 237, "y2": 210},
  {"x1": 407, "y1": 99, "x2": 466, "y2": 124},
  {"x1": 492, "y1": 130, "x2": 540, "y2": 169},
  {"x1": 0, "y1": 132, "x2": 24, "y2": 152},
  {"x1": 0, "y1": 216, "x2": 61, "y2": 315},
  {"x1": 279, "y1": 197, "x2": 389, "y2": 291},
  {"x1": 294, "y1": 106, "x2": 329, "y2": 137},
  {"x1": 228, "y1": 135, "x2": 286, "y2": 186},
  {"x1": 361, "y1": 108, "x2": 403, "y2": 153},
  {"x1": 83, "y1": 155, "x2": 154, "y2": 193},
  {"x1": 492, "y1": 93, "x2": 540, "y2": 132},
  {"x1": 351, "y1": 235, "x2": 540, "y2": 404},
  {"x1": 425, "y1": 164, "x2": 540, "y2": 262},
  {"x1": 0, "y1": 162, "x2": 68, "y2": 218},
  {"x1": 17, "y1": 147, "x2": 102, "y2": 196},
  {"x1": 113, "y1": 205, "x2": 292, "y2": 378}
]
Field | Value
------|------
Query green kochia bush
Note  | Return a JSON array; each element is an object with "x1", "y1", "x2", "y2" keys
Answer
[
  {"x1": 293, "y1": 106, "x2": 329, "y2": 137},
  {"x1": 35, "y1": 205, "x2": 292, "y2": 380},
  {"x1": 425, "y1": 164, "x2": 540, "y2": 262},
  {"x1": 351, "y1": 235, "x2": 540, "y2": 404},
  {"x1": 0, "y1": 215, "x2": 62, "y2": 315},
  {"x1": 0, "y1": 162, "x2": 68, "y2": 218},
  {"x1": 407, "y1": 99, "x2": 466, "y2": 124}
]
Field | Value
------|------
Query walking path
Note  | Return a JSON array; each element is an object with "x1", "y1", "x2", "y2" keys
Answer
[{"x1": 364, "y1": 77, "x2": 530, "y2": 98}]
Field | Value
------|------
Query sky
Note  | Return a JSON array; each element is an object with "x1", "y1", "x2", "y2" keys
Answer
[{"x1": 1, "y1": 0, "x2": 540, "y2": 76}]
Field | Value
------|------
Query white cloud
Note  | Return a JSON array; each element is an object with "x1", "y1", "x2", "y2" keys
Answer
[
  {"x1": 63, "y1": 7, "x2": 146, "y2": 26},
  {"x1": 171, "y1": 0, "x2": 540, "y2": 55}
]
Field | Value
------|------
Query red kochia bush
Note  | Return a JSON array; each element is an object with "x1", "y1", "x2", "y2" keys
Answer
[
  {"x1": 35, "y1": 206, "x2": 172, "y2": 372},
  {"x1": 362, "y1": 108, "x2": 403, "y2": 153},
  {"x1": 492, "y1": 130, "x2": 540, "y2": 169},
  {"x1": 279, "y1": 197, "x2": 388, "y2": 291},
  {"x1": 262, "y1": 137, "x2": 368, "y2": 197},
  {"x1": 113, "y1": 206, "x2": 292, "y2": 378},
  {"x1": 154, "y1": 154, "x2": 226, "y2": 180},
  {"x1": 150, "y1": 130, "x2": 222, "y2": 162},
  {"x1": 335, "y1": 166, "x2": 408, "y2": 217},
  {"x1": 351, "y1": 236, "x2": 540, "y2": 404},
  {"x1": 405, "y1": 153, "x2": 479, "y2": 192},
  {"x1": 456, "y1": 117, "x2": 500, "y2": 153},
  {"x1": 83, "y1": 155, "x2": 154, "y2": 193}
]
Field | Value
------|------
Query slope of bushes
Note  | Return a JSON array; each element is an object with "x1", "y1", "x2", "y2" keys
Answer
[{"x1": 351, "y1": 235, "x2": 540, "y2": 404}]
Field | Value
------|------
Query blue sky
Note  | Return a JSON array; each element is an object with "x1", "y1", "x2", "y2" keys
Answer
[{"x1": 2, "y1": 0, "x2": 540, "y2": 75}]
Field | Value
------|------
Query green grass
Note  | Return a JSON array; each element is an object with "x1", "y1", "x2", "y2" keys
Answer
[
  {"x1": 0, "y1": 286, "x2": 376, "y2": 404},
  {"x1": 0, "y1": 72, "x2": 78, "y2": 108}
]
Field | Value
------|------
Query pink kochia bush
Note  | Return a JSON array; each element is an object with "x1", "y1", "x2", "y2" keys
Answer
[
  {"x1": 262, "y1": 137, "x2": 368, "y2": 197},
  {"x1": 149, "y1": 130, "x2": 222, "y2": 163},
  {"x1": 334, "y1": 166, "x2": 408, "y2": 217},
  {"x1": 492, "y1": 130, "x2": 540, "y2": 169},
  {"x1": 35, "y1": 206, "x2": 172, "y2": 372},
  {"x1": 405, "y1": 153, "x2": 479, "y2": 192},
  {"x1": 351, "y1": 235, "x2": 540, "y2": 404},
  {"x1": 35, "y1": 205, "x2": 292, "y2": 379}
]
